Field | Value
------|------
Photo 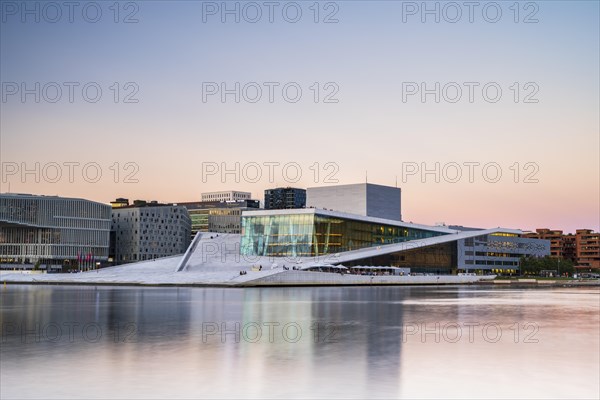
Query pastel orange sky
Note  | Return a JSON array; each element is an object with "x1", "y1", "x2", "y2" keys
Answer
[{"x1": 1, "y1": 1, "x2": 598, "y2": 234}]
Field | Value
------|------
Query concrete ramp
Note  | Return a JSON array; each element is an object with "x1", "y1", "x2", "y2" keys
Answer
[{"x1": 175, "y1": 232, "x2": 203, "y2": 272}]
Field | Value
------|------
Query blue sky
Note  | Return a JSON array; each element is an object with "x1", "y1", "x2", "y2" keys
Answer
[{"x1": 1, "y1": 1, "x2": 599, "y2": 232}]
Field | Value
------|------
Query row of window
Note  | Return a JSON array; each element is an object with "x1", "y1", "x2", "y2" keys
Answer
[
  {"x1": 464, "y1": 260, "x2": 519, "y2": 266},
  {"x1": 116, "y1": 227, "x2": 189, "y2": 234},
  {"x1": 0, "y1": 227, "x2": 109, "y2": 246},
  {"x1": 117, "y1": 243, "x2": 184, "y2": 251},
  {"x1": 114, "y1": 208, "x2": 187, "y2": 217},
  {"x1": 464, "y1": 251, "x2": 527, "y2": 258},
  {"x1": 0, "y1": 197, "x2": 111, "y2": 228},
  {"x1": 118, "y1": 251, "x2": 182, "y2": 261},
  {"x1": 202, "y1": 192, "x2": 250, "y2": 201},
  {"x1": 0, "y1": 244, "x2": 108, "y2": 259},
  {"x1": 113, "y1": 216, "x2": 183, "y2": 223}
]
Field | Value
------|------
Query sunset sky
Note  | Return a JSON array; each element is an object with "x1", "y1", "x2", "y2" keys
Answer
[{"x1": 1, "y1": 0, "x2": 598, "y2": 234}]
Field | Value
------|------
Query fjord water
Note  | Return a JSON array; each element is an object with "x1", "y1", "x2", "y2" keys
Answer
[{"x1": 1, "y1": 285, "x2": 598, "y2": 399}]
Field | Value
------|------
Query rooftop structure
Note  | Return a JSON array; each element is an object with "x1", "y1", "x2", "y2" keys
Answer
[
  {"x1": 201, "y1": 191, "x2": 251, "y2": 202},
  {"x1": 307, "y1": 183, "x2": 401, "y2": 221}
]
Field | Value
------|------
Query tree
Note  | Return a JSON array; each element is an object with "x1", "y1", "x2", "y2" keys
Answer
[{"x1": 520, "y1": 256, "x2": 574, "y2": 276}]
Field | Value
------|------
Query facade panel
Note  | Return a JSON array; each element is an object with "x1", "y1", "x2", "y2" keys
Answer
[
  {"x1": 366, "y1": 184, "x2": 402, "y2": 221},
  {"x1": 307, "y1": 184, "x2": 367, "y2": 216},
  {"x1": 307, "y1": 183, "x2": 401, "y2": 221},
  {"x1": 111, "y1": 205, "x2": 191, "y2": 264},
  {"x1": 457, "y1": 233, "x2": 550, "y2": 272},
  {"x1": 0, "y1": 194, "x2": 111, "y2": 270}
]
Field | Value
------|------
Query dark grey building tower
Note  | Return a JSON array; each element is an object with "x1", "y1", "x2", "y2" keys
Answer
[{"x1": 264, "y1": 187, "x2": 306, "y2": 209}]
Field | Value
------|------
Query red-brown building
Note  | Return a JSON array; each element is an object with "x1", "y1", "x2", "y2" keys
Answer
[
  {"x1": 575, "y1": 229, "x2": 600, "y2": 270},
  {"x1": 523, "y1": 229, "x2": 576, "y2": 262},
  {"x1": 524, "y1": 228, "x2": 599, "y2": 270}
]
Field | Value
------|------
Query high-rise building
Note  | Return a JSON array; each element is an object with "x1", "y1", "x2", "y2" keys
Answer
[
  {"x1": 200, "y1": 191, "x2": 251, "y2": 202},
  {"x1": 0, "y1": 193, "x2": 111, "y2": 271},
  {"x1": 307, "y1": 183, "x2": 401, "y2": 221},
  {"x1": 110, "y1": 199, "x2": 191, "y2": 264},
  {"x1": 264, "y1": 187, "x2": 306, "y2": 209}
]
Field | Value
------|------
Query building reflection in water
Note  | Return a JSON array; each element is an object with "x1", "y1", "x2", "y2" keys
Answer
[{"x1": 1, "y1": 285, "x2": 598, "y2": 399}]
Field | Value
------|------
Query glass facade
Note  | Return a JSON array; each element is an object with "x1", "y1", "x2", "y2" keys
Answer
[
  {"x1": 182, "y1": 200, "x2": 259, "y2": 238},
  {"x1": 241, "y1": 212, "x2": 447, "y2": 257},
  {"x1": 188, "y1": 209, "x2": 210, "y2": 235},
  {"x1": 342, "y1": 242, "x2": 457, "y2": 274},
  {"x1": 209, "y1": 208, "x2": 244, "y2": 234}
]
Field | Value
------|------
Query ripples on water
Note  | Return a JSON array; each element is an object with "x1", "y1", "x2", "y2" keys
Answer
[{"x1": 1, "y1": 285, "x2": 598, "y2": 399}]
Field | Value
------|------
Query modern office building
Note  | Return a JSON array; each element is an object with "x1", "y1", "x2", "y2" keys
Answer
[
  {"x1": 240, "y1": 208, "x2": 550, "y2": 274},
  {"x1": 456, "y1": 231, "x2": 548, "y2": 273},
  {"x1": 183, "y1": 204, "x2": 210, "y2": 235},
  {"x1": 0, "y1": 193, "x2": 111, "y2": 271},
  {"x1": 111, "y1": 199, "x2": 191, "y2": 264},
  {"x1": 201, "y1": 191, "x2": 251, "y2": 202},
  {"x1": 264, "y1": 187, "x2": 306, "y2": 210},
  {"x1": 180, "y1": 199, "x2": 259, "y2": 236},
  {"x1": 307, "y1": 183, "x2": 401, "y2": 221}
]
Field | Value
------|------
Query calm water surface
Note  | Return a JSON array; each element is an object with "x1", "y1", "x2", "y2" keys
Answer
[{"x1": 1, "y1": 285, "x2": 598, "y2": 399}]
